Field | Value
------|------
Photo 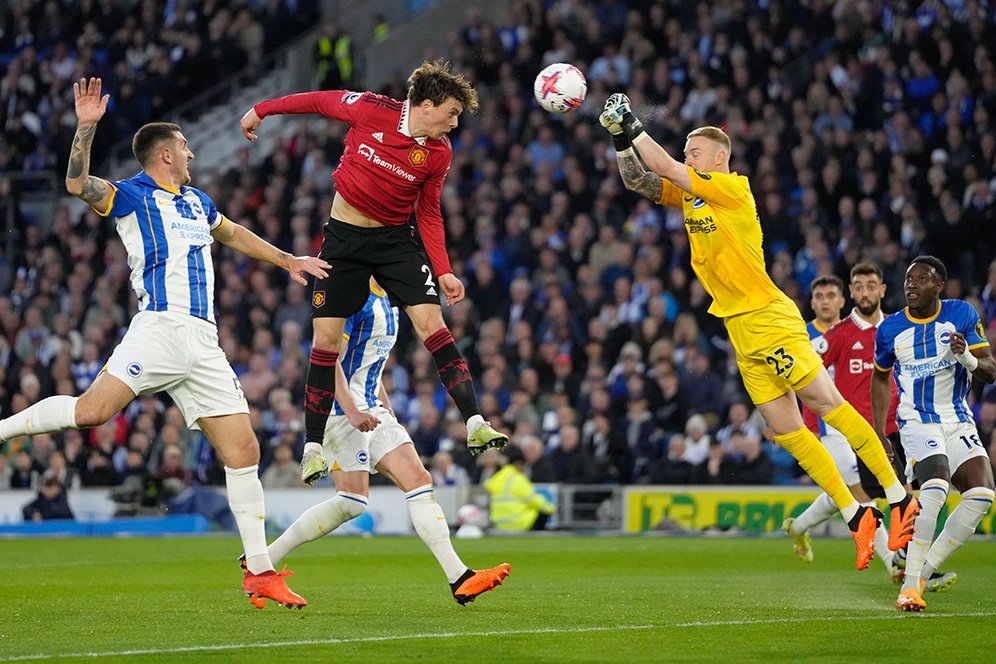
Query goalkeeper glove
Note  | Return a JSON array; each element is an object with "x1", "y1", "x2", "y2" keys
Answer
[
  {"x1": 603, "y1": 93, "x2": 646, "y2": 142},
  {"x1": 599, "y1": 110, "x2": 632, "y2": 151}
]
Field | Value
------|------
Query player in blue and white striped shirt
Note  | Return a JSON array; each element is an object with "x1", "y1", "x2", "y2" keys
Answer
[
  {"x1": 264, "y1": 278, "x2": 511, "y2": 606},
  {"x1": 0, "y1": 78, "x2": 329, "y2": 608},
  {"x1": 872, "y1": 256, "x2": 996, "y2": 612}
]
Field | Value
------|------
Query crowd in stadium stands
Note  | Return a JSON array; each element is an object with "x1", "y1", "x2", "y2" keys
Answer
[{"x1": 1, "y1": 1, "x2": 995, "y2": 505}]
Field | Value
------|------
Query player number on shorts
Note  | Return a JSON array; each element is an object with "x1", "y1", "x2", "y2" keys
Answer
[
  {"x1": 960, "y1": 433, "x2": 983, "y2": 450},
  {"x1": 765, "y1": 347, "x2": 795, "y2": 376},
  {"x1": 421, "y1": 264, "x2": 434, "y2": 287}
]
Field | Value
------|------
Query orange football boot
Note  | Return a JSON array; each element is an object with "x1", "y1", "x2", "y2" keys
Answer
[
  {"x1": 243, "y1": 568, "x2": 307, "y2": 609},
  {"x1": 451, "y1": 563, "x2": 512, "y2": 606},
  {"x1": 848, "y1": 505, "x2": 881, "y2": 570},
  {"x1": 888, "y1": 494, "x2": 920, "y2": 551}
]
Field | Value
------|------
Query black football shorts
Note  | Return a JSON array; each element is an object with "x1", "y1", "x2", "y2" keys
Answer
[
  {"x1": 311, "y1": 217, "x2": 442, "y2": 318},
  {"x1": 857, "y1": 432, "x2": 909, "y2": 498}
]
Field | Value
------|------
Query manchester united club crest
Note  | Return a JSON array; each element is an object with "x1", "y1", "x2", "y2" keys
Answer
[
  {"x1": 313, "y1": 291, "x2": 326, "y2": 308},
  {"x1": 409, "y1": 146, "x2": 428, "y2": 167}
]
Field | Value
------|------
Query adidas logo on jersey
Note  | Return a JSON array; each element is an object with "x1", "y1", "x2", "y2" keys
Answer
[
  {"x1": 852, "y1": 341, "x2": 864, "y2": 350},
  {"x1": 426, "y1": 286, "x2": 437, "y2": 296},
  {"x1": 373, "y1": 132, "x2": 384, "y2": 142}
]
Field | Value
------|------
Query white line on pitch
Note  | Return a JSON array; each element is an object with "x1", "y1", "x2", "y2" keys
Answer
[{"x1": 3, "y1": 613, "x2": 995, "y2": 661}]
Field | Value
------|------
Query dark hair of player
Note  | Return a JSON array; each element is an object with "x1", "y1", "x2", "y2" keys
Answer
[
  {"x1": 132, "y1": 122, "x2": 182, "y2": 168},
  {"x1": 810, "y1": 275, "x2": 845, "y2": 294},
  {"x1": 909, "y1": 255, "x2": 947, "y2": 284},
  {"x1": 850, "y1": 262, "x2": 884, "y2": 282},
  {"x1": 408, "y1": 60, "x2": 479, "y2": 113}
]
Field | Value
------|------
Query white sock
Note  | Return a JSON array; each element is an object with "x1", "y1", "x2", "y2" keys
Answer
[
  {"x1": 792, "y1": 493, "x2": 838, "y2": 533},
  {"x1": 901, "y1": 478, "x2": 949, "y2": 591},
  {"x1": 883, "y1": 482, "x2": 907, "y2": 505},
  {"x1": 268, "y1": 491, "x2": 367, "y2": 566},
  {"x1": 864, "y1": 501, "x2": 893, "y2": 570},
  {"x1": 923, "y1": 487, "x2": 994, "y2": 574},
  {"x1": 466, "y1": 414, "x2": 485, "y2": 434},
  {"x1": 0, "y1": 395, "x2": 78, "y2": 440},
  {"x1": 406, "y1": 484, "x2": 466, "y2": 583},
  {"x1": 225, "y1": 465, "x2": 273, "y2": 575}
]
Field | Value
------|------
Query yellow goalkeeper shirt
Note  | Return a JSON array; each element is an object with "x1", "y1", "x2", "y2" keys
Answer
[{"x1": 657, "y1": 166, "x2": 782, "y2": 318}]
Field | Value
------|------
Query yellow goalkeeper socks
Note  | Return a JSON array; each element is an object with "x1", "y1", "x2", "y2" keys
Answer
[
  {"x1": 823, "y1": 402, "x2": 906, "y2": 503},
  {"x1": 775, "y1": 426, "x2": 857, "y2": 519}
]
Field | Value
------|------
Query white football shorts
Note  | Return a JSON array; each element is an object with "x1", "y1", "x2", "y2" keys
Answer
[
  {"x1": 323, "y1": 405, "x2": 410, "y2": 473},
  {"x1": 821, "y1": 429, "x2": 860, "y2": 486},
  {"x1": 900, "y1": 420, "x2": 988, "y2": 477},
  {"x1": 105, "y1": 310, "x2": 249, "y2": 429}
]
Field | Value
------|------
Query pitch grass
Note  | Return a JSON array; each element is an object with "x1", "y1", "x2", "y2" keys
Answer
[{"x1": 4, "y1": 535, "x2": 996, "y2": 663}]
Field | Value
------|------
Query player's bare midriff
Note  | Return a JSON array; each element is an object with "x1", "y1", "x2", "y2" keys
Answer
[{"x1": 331, "y1": 193, "x2": 385, "y2": 228}]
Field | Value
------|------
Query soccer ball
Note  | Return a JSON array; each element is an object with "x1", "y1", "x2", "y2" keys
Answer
[
  {"x1": 533, "y1": 63, "x2": 587, "y2": 114},
  {"x1": 456, "y1": 503, "x2": 486, "y2": 539},
  {"x1": 457, "y1": 503, "x2": 485, "y2": 527}
]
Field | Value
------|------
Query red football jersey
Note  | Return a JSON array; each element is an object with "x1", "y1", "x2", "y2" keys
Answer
[
  {"x1": 822, "y1": 309, "x2": 899, "y2": 435},
  {"x1": 254, "y1": 90, "x2": 453, "y2": 276}
]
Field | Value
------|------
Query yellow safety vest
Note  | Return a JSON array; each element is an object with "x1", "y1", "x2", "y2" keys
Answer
[{"x1": 484, "y1": 465, "x2": 555, "y2": 531}]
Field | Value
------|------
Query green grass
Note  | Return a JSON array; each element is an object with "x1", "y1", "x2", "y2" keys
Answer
[{"x1": 3, "y1": 535, "x2": 995, "y2": 662}]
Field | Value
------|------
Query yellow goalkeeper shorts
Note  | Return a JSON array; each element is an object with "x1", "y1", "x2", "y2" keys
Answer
[{"x1": 725, "y1": 294, "x2": 823, "y2": 405}]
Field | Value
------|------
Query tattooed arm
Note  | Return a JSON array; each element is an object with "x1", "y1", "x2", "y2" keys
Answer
[
  {"x1": 615, "y1": 149, "x2": 664, "y2": 203},
  {"x1": 65, "y1": 78, "x2": 113, "y2": 211}
]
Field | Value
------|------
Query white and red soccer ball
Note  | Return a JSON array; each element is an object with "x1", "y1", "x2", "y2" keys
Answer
[{"x1": 533, "y1": 63, "x2": 587, "y2": 114}]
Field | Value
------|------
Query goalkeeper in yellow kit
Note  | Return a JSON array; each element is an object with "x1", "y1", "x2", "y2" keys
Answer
[{"x1": 599, "y1": 94, "x2": 918, "y2": 570}]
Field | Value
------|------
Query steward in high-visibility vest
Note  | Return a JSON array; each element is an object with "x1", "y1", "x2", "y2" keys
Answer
[
  {"x1": 315, "y1": 22, "x2": 353, "y2": 90},
  {"x1": 484, "y1": 446, "x2": 555, "y2": 531}
]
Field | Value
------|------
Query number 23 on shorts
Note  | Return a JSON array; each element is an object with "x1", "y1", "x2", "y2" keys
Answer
[{"x1": 765, "y1": 346, "x2": 796, "y2": 376}]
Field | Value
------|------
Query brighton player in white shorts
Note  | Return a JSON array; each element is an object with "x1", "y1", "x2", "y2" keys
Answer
[
  {"x1": 0, "y1": 78, "x2": 330, "y2": 608},
  {"x1": 873, "y1": 256, "x2": 996, "y2": 612},
  {"x1": 260, "y1": 278, "x2": 510, "y2": 606}
]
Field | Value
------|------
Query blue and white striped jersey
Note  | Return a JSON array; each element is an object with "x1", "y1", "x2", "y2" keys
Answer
[
  {"x1": 332, "y1": 285, "x2": 398, "y2": 415},
  {"x1": 874, "y1": 300, "x2": 990, "y2": 426},
  {"x1": 97, "y1": 172, "x2": 224, "y2": 322}
]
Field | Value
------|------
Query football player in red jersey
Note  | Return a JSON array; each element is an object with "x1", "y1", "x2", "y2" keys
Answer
[{"x1": 240, "y1": 61, "x2": 508, "y2": 475}]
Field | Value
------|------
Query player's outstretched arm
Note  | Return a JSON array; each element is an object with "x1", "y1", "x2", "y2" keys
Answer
[
  {"x1": 66, "y1": 77, "x2": 113, "y2": 212},
  {"x1": 950, "y1": 331, "x2": 996, "y2": 383},
  {"x1": 612, "y1": 147, "x2": 663, "y2": 203},
  {"x1": 211, "y1": 220, "x2": 329, "y2": 285},
  {"x1": 601, "y1": 93, "x2": 692, "y2": 192}
]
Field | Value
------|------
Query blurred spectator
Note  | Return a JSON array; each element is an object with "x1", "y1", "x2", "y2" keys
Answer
[
  {"x1": 682, "y1": 414, "x2": 711, "y2": 467},
  {"x1": 21, "y1": 472, "x2": 74, "y2": 521},
  {"x1": 10, "y1": 449, "x2": 42, "y2": 489},
  {"x1": 261, "y1": 443, "x2": 304, "y2": 488},
  {"x1": 430, "y1": 450, "x2": 471, "y2": 487},
  {"x1": 519, "y1": 434, "x2": 555, "y2": 482},
  {"x1": 548, "y1": 424, "x2": 592, "y2": 483}
]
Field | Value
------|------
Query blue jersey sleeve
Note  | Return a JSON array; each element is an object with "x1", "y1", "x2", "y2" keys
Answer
[
  {"x1": 952, "y1": 300, "x2": 989, "y2": 350},
  {"x1": 874, "y1": 322, "x2": 896, "y2": 370},
  {"x1": 98, "y1": 178, "x2": 144, "y2": 218},
  {"x1": 190, "y1": 188, "x2": 224, "y2": 230}
]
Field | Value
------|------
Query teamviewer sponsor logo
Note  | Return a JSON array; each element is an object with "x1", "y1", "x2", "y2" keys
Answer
[{"x1": 356, "y1": 144, "x2": 417, "y2": 182}]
